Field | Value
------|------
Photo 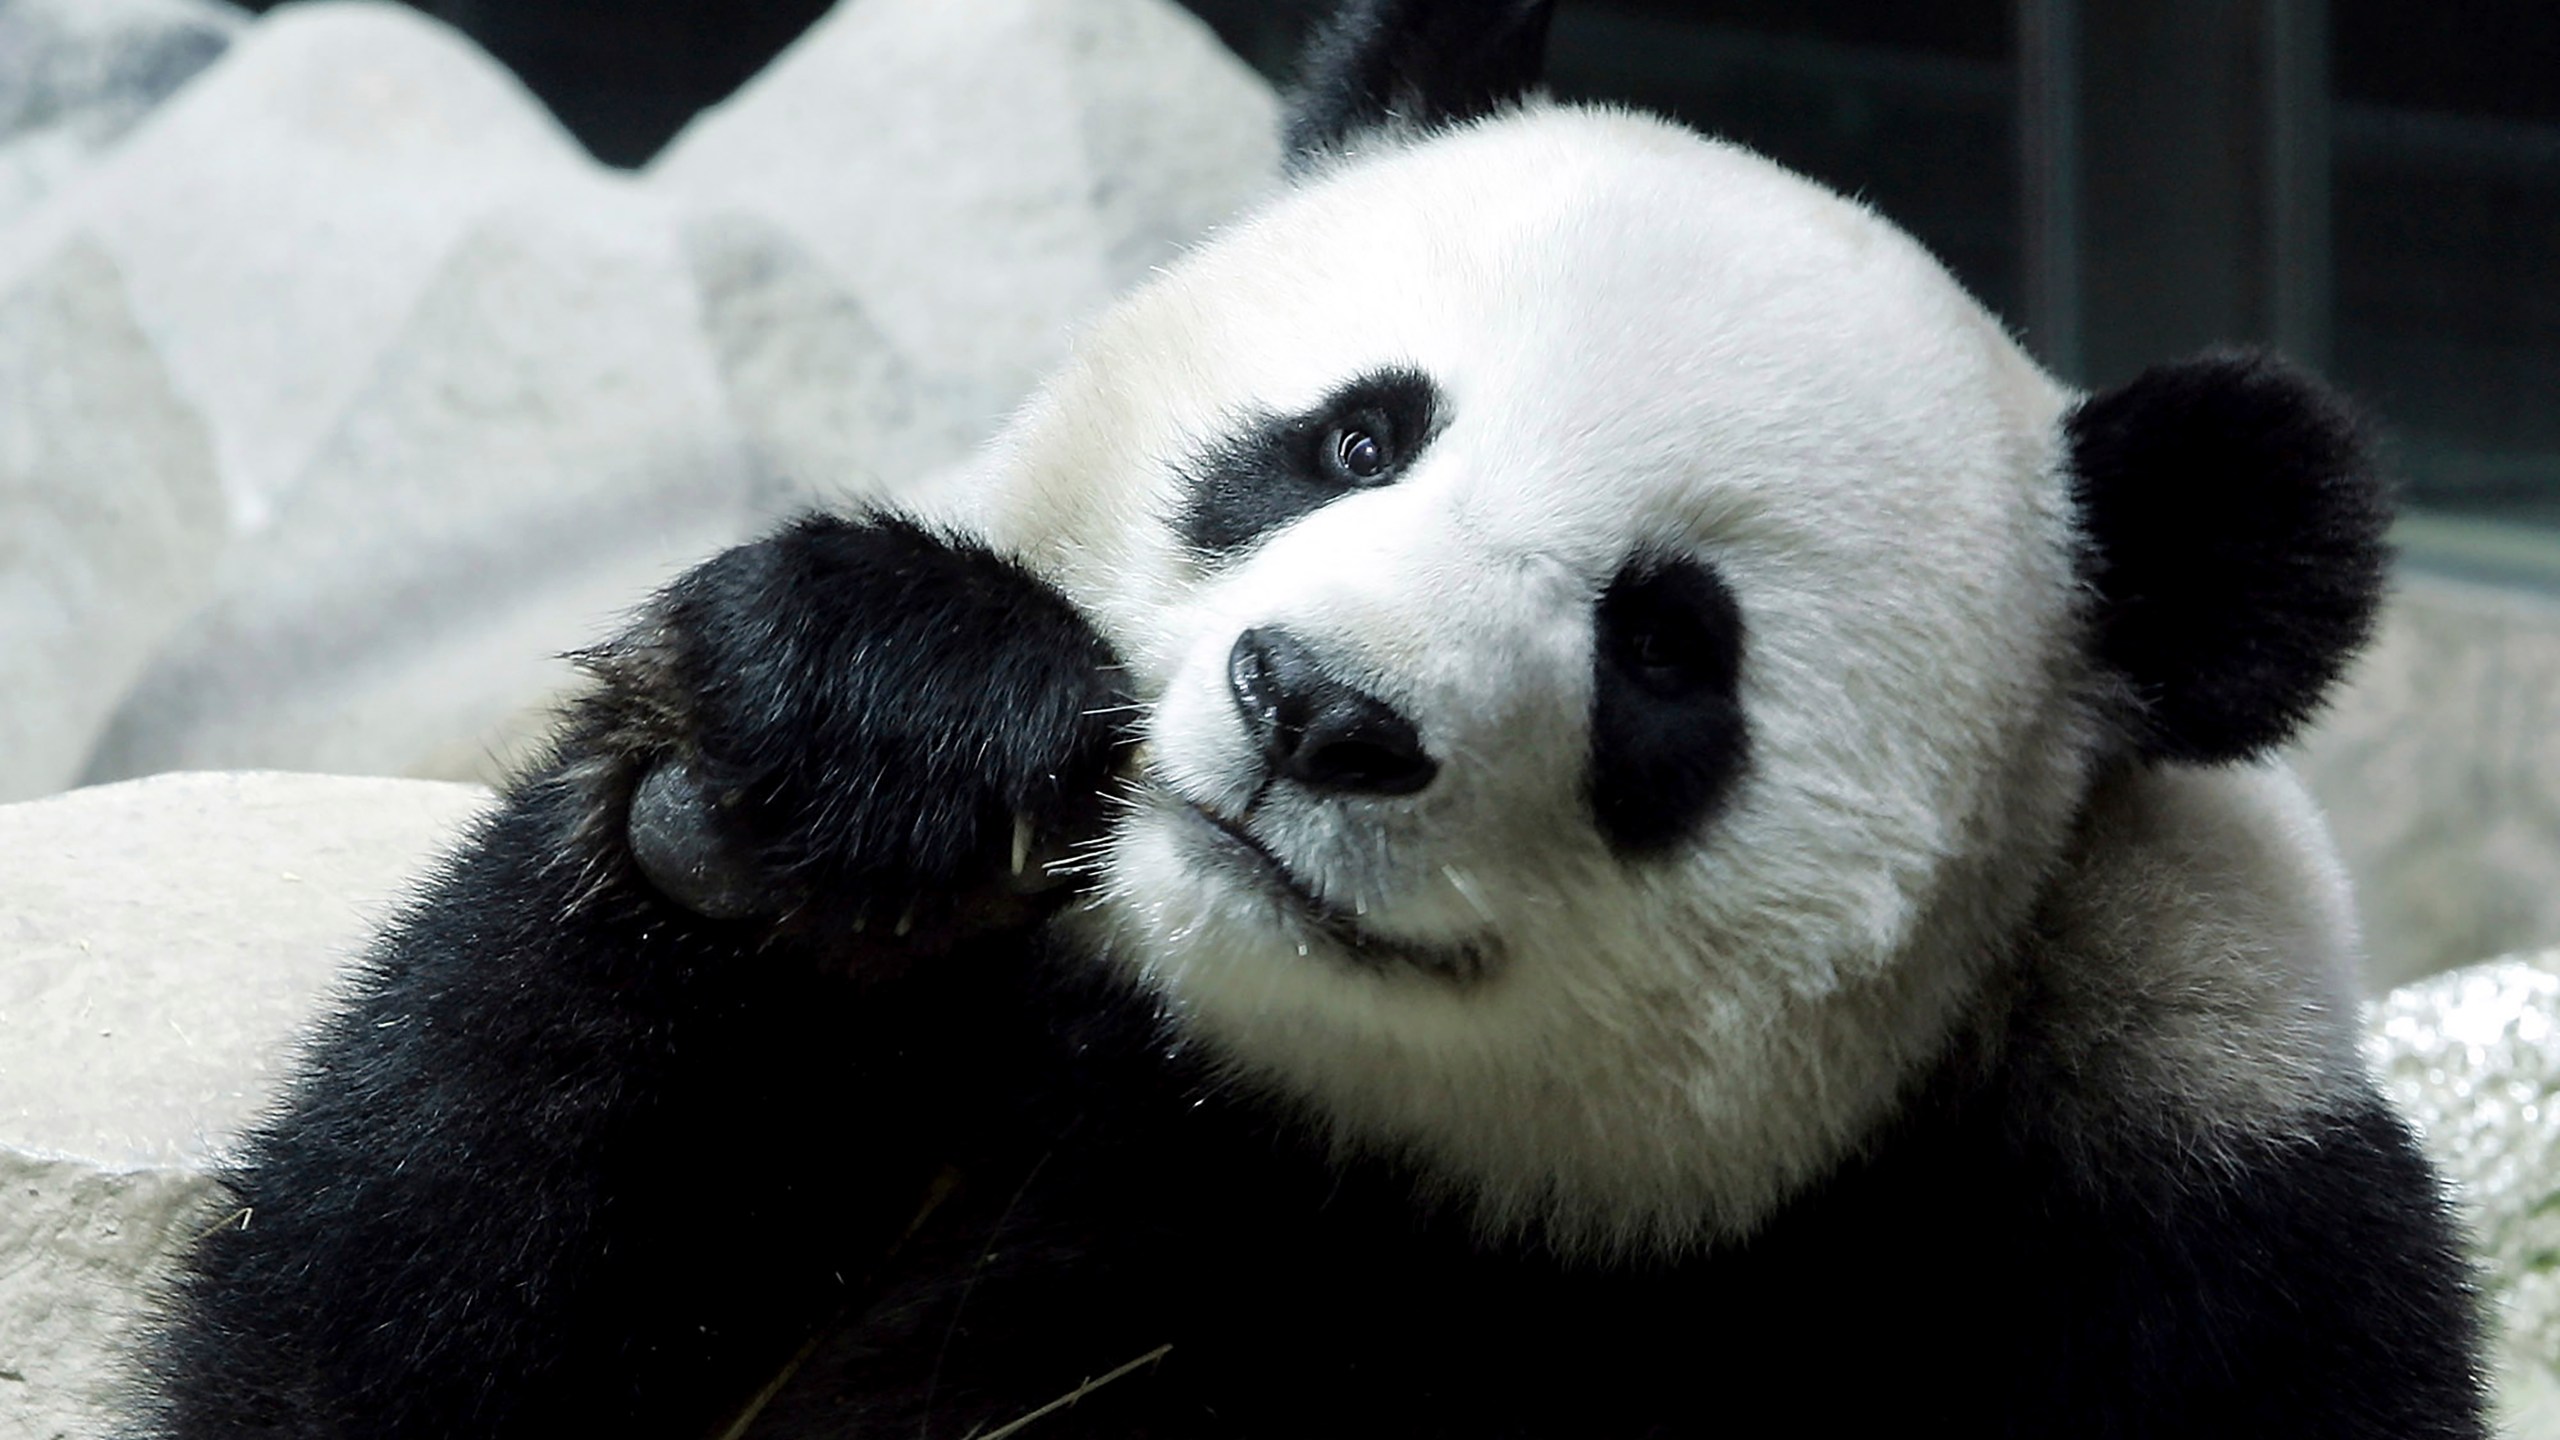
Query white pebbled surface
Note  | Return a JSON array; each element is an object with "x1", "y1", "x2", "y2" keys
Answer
[
  {"x1": 2370, "y1": 950, "x2": 2560, "y2": 1438},
  {"x1": 0, "y1": 771, "x2": 492, "y2": 1440}
]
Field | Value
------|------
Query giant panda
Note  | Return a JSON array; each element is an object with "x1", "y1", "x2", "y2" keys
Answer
[{"x1": 144, "y1": 2, "x2": 2486, "y2": 1436}]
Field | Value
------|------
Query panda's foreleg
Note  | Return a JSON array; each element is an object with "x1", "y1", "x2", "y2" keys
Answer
[{"x1": 143, "y1": 514, "x2": 1129, "y2": 1440}]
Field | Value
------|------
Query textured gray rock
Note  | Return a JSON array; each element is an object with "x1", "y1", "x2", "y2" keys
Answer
[
  {"x1": 2296, "y1": 575, "x2": 2560, "y2": 989},
  {"x1": 84, "y1": 179, "x2": 756, "y2": 788},
  {"x1": 0, "y1": 0, "x2": 587, "y2": 530},
  {"x1": 651, "y1": 0, "x2": 1278, "y2": 434},
  {"x1": 0, "y1": 0, "x2": 243, "y2": 232},
  {"x1": 0, "y1": 771, "x2": 492, "y2": 1440},
  {"x1": 0, "y1": 239, "x2": 223, "y2": 803},
  {"x1": 684, "y1": 211, "x2": 979, "y2": 518}
]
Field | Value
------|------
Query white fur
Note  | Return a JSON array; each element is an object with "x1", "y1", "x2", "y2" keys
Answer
[{"x1": 921, "y1": 105, "x2": 2367, "y2": 1255}]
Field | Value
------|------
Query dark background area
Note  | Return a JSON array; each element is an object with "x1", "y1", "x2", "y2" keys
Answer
[{"x1": 230, "y1": 0, "x2": 2560, "y2": 530}]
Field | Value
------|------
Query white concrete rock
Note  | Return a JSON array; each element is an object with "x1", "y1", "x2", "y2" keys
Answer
[
  {"x1": 684, "y1": 210, "x2": 979, "y2": 518},
  {"x1": 652, "y1": 0, "x2": 1278, "y2": 435},
  {"x1": 0, "y1": 771, "x2": 493, "y2": 1440},
  {"x1": 2296, "y1": 575, "x2": 2560, "y2": 989},
  {"x1": 0, "y1": 239, "x2": 224, "y2": 803},
  {"x1": 84, "y1": 178, "x2": 758, "y2": 789},
  {"x1": 0, "y1": 0, "x2": 243, "y2": 233},
  {"x1": 0, "y1": 0, "x2": 590, "y2": 531}
]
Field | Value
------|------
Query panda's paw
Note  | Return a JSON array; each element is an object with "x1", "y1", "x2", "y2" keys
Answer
[
  {"x1": 578, "y1": 512, "x2": 1130, "y2": 944},
  {"x1": 622, "y1": 753, "x2": 1088, "y2": 942}
]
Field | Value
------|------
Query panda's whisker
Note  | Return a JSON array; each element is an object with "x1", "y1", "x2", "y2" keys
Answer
[{"x1": 1439, "y1": 864, "x2": 1497, "y2": 925}]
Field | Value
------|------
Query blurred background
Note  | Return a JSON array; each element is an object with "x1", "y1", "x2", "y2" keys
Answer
[{"x1": 227, "y1": 0, "x2": 2560, "y2": 565}]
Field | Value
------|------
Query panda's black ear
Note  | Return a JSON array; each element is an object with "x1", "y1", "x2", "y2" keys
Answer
[
  {"x1": 2068, "y1": 348, "x2": 2392, "y2": 764},
  {"x1": 1282, "y1": 0, "x2": 1556, "y2": 170}
]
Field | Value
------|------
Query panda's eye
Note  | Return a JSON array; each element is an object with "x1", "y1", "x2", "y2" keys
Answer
[
  {"x1": 1320, "y1": 417, "x2": 1395, "y2": 485},
  {"x1": 1334, "y1": 427, "x2": 1387, "y2": 478}
]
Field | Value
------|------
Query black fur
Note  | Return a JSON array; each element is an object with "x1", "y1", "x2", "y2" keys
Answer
[
  {"x1": 730, "y1": 948, "x2": 2484, "y2": 1439},
  {"x1": 1176, "y1": 367, "x2": 1442, "y2": 561},
  {"x1": 1282, "y1": 0, "x2": 1556, "y2": 167},
  {"x1": 139, "y1": 515, "x2": 1129, "y2": 1439},
  {"x1": 1587, "y1": 555, "x2": 1749, "y2": 853},
  {"x1": 2067, "y1": 349, "x2": 2393, "y2": 763}
]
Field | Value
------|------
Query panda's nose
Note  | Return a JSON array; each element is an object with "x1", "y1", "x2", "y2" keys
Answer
[{"x1": 1228, "y1": 628, "x2": 1438, "y2": 796}]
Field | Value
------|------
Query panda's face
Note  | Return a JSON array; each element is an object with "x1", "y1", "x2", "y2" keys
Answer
[{"x1": 964, "y1": 107, "x2": 2099, "y2": 1252}]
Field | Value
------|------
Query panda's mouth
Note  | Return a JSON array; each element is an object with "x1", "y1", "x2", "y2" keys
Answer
[
  {"x1": 1177, "y1": 801, "x2": 1489, "y2": 981},
  {"x1": 1185, "y1": 802, "x2": 1339, "y2": 916}
]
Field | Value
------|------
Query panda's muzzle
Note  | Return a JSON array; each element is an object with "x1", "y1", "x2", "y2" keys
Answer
[
  {"x1": 1186, "y1": 800, "x2": 1333, "y2": 916},
  {"x1": 1178, "y1": 799, "x2": 1488, "y2": 982},
  {"x1": 1227, "y1": 628, "x2": 1438, "y2": 797}
]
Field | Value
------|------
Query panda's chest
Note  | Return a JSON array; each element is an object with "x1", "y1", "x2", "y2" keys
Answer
[{"x1": 738, "y1": 979, "x2": 2039, "y2": 1440}]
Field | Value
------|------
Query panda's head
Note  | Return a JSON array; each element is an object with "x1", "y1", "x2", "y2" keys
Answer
[{"x1": 955, "y1": 0, "x2": 2388, "y2": 1254}]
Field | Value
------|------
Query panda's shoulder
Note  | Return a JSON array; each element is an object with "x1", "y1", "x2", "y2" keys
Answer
[{"x1": 2004, "y1": 758, "x2": 2372, "y2": 1157}]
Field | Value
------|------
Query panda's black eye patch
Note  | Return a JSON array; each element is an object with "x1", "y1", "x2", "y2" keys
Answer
[
  {"x1": 1589, "y1": 556, "x2": 1749, "y2": 854},
  {"x1": 1179, "y1": 368, "x2": 1441, "y2": 561},
  {"x1": 1603, "y1": 571, "x2": 1727, "y2": 698}
]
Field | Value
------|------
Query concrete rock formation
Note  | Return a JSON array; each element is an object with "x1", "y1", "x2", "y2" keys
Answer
[
  {"x1": 651, "y1": 0, "x2": 1277, "y2": 437},
  {"x1": 0, "y1": 1, "x2": 586, "y2": 533},
  {"x1": 682, "y1": 210, "x2": 979, "y2": 519},
  {"x1": 0, "y1": 772, "x2": 493, "y2": 1440},
  {"x1": 83, "y1": 179, "x2": 757, "y2": 787},
  {"x1": 0, "y1": 241, "x2": 223, "y2": 803},
  {"x1": 0, "y1": 0, "x2": 243, "y2": 231},
  {"x1": 2295, "y1": 576, "x2": 2560, "y2": 988}
]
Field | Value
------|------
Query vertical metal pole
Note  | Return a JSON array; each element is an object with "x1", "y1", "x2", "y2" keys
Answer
[
  {"x1": 2265, "y1": 0, "x2": 2333, "y2": 368},
  {"x1": 2016, "y1": 0, "x2": 2084, "y2": 383}
]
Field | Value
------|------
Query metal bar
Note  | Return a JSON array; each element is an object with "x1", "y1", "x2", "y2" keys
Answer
[{"x1": 2016, "y1": 0, "x2": 2085, "y2": 381}]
